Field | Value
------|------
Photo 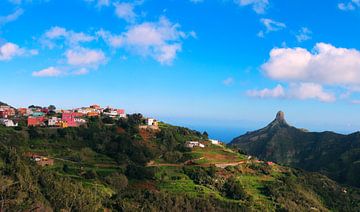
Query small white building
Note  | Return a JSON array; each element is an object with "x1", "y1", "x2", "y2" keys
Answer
[
  {"x1": 103, "y1": 110, "x2": 118, "y2": 118},
  {"x1": 0, "y1": 119, "x2": 18, "y2": 127},
  {"x1": 119, "y1": 113, "x2": 126, "y2": 118},
  {"x1": 48, "y1": 117, "x2": 59, "y2": 126},
  {"x1": 210, "y1": 139, "x2": 220, "y2": 145},
  {"x1": 75, "y1": 118, "x2": 86, "y2": 125},
  {"x1": 185, "y1": 141, "x2": 205, "y2": 148},
  {"x1": 145, "y1": 118, "x2": 156, "y2": 126}
]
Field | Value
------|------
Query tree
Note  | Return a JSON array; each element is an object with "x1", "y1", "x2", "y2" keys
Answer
[
  {"x1": 223, "y1": 177, "x2": 249, "y2": 200},
  {"x1": 203, "y1": 131, "x2": 208, "y2": 138},
  {"x1": 105, "y1": 173, "x2": 128, "y2": 192},
  {"x1": 48, "y1": 105, "x2": 56, "y2": 111}
]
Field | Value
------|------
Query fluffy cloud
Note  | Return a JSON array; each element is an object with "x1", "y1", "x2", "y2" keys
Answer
[
  {"x1": 65, "y1": 47, "x2": 106, "y2": 67},
  {"x1": 42, "y1": 26, "x2": 95, "y2": 48},
  {"x1": 248, "y1": 43, "x2": 360, "y2": 103},
  {"x1": 247, "y1": 83, "x2": 335, "y2": 102},
  {"x1": 288, "y1": 83, "x2": 335, "y2": 102},
  {"x1": 97, "y1": 29, "x2": 123, "y2": 48},
  {"x1": 262, "y1": 43, "x2": 360, "y2": 86},
  {"x1": 260, "y1": 18, "x2": 286, "y2": 32},
  {"x1": 114, "y1": 2, "x2": 136, "y2": 22},
  {"x1": 257, "y1": 18, "x2": 285, "y2": 37},
  {"x1": 338, "y1": 0, "x2": 360, "y2": 11},
  {"x1": 0, "y1": 42, "x2": 23, "y2": 60},
  {"x1": 247, "y1": 84, "x2": 285, "y2": 98},
  {"x1": 234, "y1": 0, "x2": 269, "y2": 14},
  {"x1": 99, "y1": 17, "x2": 190, "y2": 65},
  {"x1": 32, "y1": 66, "x2": 62, "y2": 77},
  {"x1": 38, "y1": 27, "x2": 106, "y2": 77},
  {"x1": 295, "y1": 27, "x2": 312, "y2": 42},
  {"x1": 0, "y1": 42, "x2": 37, "y2": 61},
  {"x1": 0, "y1": 9, "x2": 24, "y2": 26}
]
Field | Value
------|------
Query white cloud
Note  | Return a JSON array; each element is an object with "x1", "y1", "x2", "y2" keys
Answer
[
  {"x1": 42, "y1": 26, "x2": 95, "y2": 48},
  {"x1": 97, "y1": 29, "x2": 124, "y2": 48},
  {"x1": 247, "y1": 84, "x2": 285, "y2": 98},
  {"x1": 0, "y1": 9, "x2": 24, "y2": 26},
  {"x1": 288, "y1": 83, "x2": 335, "y2": 102},
  {"x1": 223, "y1": 77, "x2": 235, "y2": 86},
  {"x1": 99, "y1": 17, "x2": 191, "y2": 65},
  {"x1": 0, "y1": 42, "x2": 24, "y2": 60},
  {"x1": 247, "y1": 83, "x2": 335, "y2": 102},
  {"x1": 338, "y1": 0, "x2": 360, "y2": 11},
  {"x1": 262, "y1": 43, "x2": 360, "y2": 86},
  {"x1": 114, "y1": 2, "x2": 136, "y2": 22},
  {"x1": 295, "y1": 27, "x2": 312, "y2": 42},
  {"x1": 32, "y1": 67, "x2": 62, "y2": 77},
  {"x1": 260, "y1": 18, "x2": 286, "y2": 32},
  {"x1": 234, "y1": 0, "x2": 269, "y2": 14},
  {"x1": 0, "y1": 42, "x2": 36, "y2": 61},
  {"x1": 65, "y1": 47, "x2": 106, "y2": 68}
]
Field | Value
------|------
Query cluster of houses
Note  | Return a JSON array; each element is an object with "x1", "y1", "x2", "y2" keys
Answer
[
  {"x1": 0, "y1": 105, "x2": 18, "y2": 127},
  {"x1": 0, "y1": 104, "x2": 127, "y2": 128}
]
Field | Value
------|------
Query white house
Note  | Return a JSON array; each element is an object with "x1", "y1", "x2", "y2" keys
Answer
[
  {"x1": 48, "y1": 117, "x2": 59, "y2": 126},
  {"x1": 210, "y1": 139, "x2": 220, "y2": 145},
  {"x1": 145, "y1": 118, "x2": 155, "y2": 126},
  {"x1": 0, "y1": 119, "x2": 18, "y2": 127},
  {"x1": 103, "y1": 110, "x2": 118, "y2": 118},
  {"x1": 75, "y1": 118, "x2": 86, "y2": 125},
  {"x1": 185, "y1": 141, "x2": 205, "y2": 148}
]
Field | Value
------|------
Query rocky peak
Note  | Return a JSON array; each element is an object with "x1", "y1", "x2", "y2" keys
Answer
[
  {"x1": 268, "y1": 111, "x2": 288, "y2": 127},
  {"x1": 276, "y1": 111, "x2": 285, "y2": 122}
]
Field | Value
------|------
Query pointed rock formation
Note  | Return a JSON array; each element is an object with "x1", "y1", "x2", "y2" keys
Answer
[
  {"x1": 276, "y1": 111, "x2": 285, "y2": 122},
  {"x1": 229, "y1": 111, "x2": 360, "y2": 188},
  {"x1": 267, "y1": 111, "x2": 289, "y2": 128}
]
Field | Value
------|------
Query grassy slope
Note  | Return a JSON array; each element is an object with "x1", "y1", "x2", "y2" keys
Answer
[{"x1": 2, "y1": 125, "x2": 360, "y2": 211}]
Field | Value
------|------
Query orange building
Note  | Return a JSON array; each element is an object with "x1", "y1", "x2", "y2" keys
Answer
[
  {"x1": 27, "y1": 116, "x2": 45, "y2": 127},
  {"x1": 18, "y1": 108, "x2": 28, "y2": 116},
  {"x1": 87, "y1": 111, "x2": 100, "y2": 117}
]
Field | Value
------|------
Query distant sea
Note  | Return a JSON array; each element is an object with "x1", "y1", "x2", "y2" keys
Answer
[
  {"x1": 185, "y1": 125, "x2": 247, "y2": 143},
  {"x1": 156, "y1": 116, "x2": 250, "y2": 143}
]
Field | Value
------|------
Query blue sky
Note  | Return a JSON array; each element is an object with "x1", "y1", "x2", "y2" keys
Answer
[{"x1": 1, "y1": 0, "x2": 360, "y2": 140}]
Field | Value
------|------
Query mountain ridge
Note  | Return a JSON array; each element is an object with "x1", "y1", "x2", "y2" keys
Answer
[{"x1": 230, "y1": 111, "x2": 360, "y2": 188}]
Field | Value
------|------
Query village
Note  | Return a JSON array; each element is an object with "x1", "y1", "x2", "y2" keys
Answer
[
  {"x1": 0, "y1": 104, "x2": 158, "y2": 129},
  {"x1": 0, "y1": 103, "x2": 228, "y2": 167}
]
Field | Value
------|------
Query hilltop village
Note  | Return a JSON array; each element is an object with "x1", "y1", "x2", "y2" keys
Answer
[
  {"x1": 0, "y1": 102, "x2": 222, "y2": 150},
  {"x1": 0, "y1": 104, "x2": 157, "y2": 129}
]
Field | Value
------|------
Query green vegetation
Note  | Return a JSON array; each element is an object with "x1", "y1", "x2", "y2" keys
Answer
[
  {"x1": 230, "y1": 111, "x2": 360, "y2": 188},
  {"x1": 1, "y1": 114, "x2": 360, "y2": 211}
]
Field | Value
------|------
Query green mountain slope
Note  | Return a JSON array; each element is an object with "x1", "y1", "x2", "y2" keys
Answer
[
  {"x1": 1, "y1": 112, "x2": 360, "y2": 211},
  {"x1": 230, "y1": 111, "x2": 360, "y2": 188}
]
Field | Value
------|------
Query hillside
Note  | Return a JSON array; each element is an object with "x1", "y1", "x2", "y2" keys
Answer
[
  {"x1": 230, "y1": 111, "x2": 360, "y2": 188},
  {"x1": 1, "y1": 112, "x2": 360, "y2": 211}
]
